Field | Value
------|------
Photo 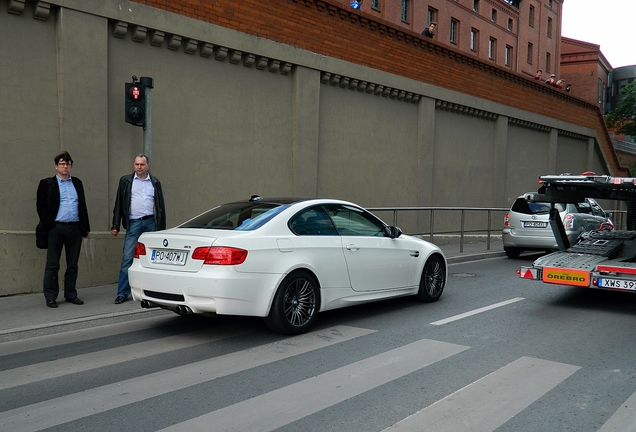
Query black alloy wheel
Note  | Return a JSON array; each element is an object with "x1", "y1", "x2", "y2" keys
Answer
[
  {"x1": 415, "y1": 254, "x2": 446, "y2": 302},
  {"x1": 264, "y1": 271, "x2": 319, "y2": 335}
]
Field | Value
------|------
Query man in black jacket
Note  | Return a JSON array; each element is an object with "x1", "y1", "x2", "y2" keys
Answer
[
  {"x1": 37, "y1": 151, "x2": 91, "y2": 308},
  {"x1": 111, "y1": 154, "x2": 166, "y2": 304}
]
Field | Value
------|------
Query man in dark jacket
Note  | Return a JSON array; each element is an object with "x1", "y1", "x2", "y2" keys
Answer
[
  {"x1": 111, "y1": 154, "x2": 166, "y2": 304},
  {"x1": 37, "y1": 151, "x2": 91, "y2": 308},
  {"x1": 422, "y1": 22, "x2": 436, "y2": 38}
]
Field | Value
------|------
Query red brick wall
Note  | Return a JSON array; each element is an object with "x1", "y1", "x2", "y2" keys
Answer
[
  {"x1": 131, "y1": 0, "x2": 626, "y2": 175},
  {"x1": 560, "y1": 38, "x2": 610, "y2": 113}
]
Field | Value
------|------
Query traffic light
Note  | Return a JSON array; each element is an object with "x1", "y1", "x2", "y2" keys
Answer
[{"x1": 125, "y1": 82, "x2": 145, "y2": 126}]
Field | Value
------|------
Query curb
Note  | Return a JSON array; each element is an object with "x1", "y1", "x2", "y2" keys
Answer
[
  {"x1": 447, "y1": 251, "x2": 507, "y2": 264},
  {"x1": 0, "y1": 308, "x2": 160, "y2": 337}
]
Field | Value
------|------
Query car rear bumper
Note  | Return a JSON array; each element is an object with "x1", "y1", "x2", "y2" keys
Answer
[
  {"x1": 128, "y1": 262, "x2": 283, "y2": 317},
  {"x1": 502, "y1": 229, "x2": 578, "y2": 250}
]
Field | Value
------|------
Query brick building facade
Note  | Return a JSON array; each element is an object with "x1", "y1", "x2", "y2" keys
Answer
[
  {"x1": 340, "y1": 0, "x2": 562, "y2": 78},
  {"x1": 560, "y1": 36, "x2": 611, "y2": 114}
]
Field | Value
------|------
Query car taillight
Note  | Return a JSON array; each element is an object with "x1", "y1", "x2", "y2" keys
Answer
[
  {"x1": 191, "y1": 246, "x2": 248, "y2": 265},
  {"x1": 134, "y1": 242, "x2": 147, "y2": 259},
  {"x1": 504, "y1": 213, "x2": 510, "y2": 227},
  {"x1": 563, "y1": 214, "x2": 574, "y2": 229}
]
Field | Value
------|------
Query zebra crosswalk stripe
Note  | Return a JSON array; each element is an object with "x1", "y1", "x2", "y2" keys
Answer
[
  {"x1": 382, "y1": 356, "x2": 580, "y2": 432},
  {"x1": 157, "y1": 338, "x2": 470, "y2": 432},
  {"x1": 0, "y1": 325, "x2": 375, "y2": 432},
  {"x1": 0, "y1": 325, "x2": 252, "y2": 391},
  {"x1": 597, "y1": 390, "x2": 636, "y2": 432}
]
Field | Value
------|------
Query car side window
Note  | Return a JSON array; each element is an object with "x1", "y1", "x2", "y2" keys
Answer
[
  {"x1": 325, "y1": 204, "x2": 387, "y2": 237},
  {"x1": 289, "y1": 206, "x2": 338, "y2": 236},
  {"x1": 576, "y1": 202, "x2": 592, "y2": 214}
]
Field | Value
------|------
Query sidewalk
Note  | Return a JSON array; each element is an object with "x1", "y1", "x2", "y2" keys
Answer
[{"x1": 0, "y1": 240, "x2": 505, "y2": 337}]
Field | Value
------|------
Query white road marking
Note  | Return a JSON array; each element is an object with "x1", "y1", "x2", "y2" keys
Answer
[
  {"x1": 382, "y1": 356, "x2": 580, "y2": 432},
  {"x1": 157, "y1": 338, "x2": 470, "y2": 432},
  {"x1": 0, "y1": 325, "x2": 251, "y2": 391},
  {"x1": 0, "y1": 326, "x2": 375, "y2": 432},
  {"x1": 430, "y1": 297, "x2": 525, "y2": 326},
  {"x1": 0, "y1": 315, "x2": 176, "y2": 356},
  {"x1": 598, "y1": 390, "x2": 636, "y2": 432}
]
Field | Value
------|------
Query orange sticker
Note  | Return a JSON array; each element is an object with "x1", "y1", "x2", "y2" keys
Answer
[{"x1": 542, "y1": 267, "x2": 589, "y2": 287}]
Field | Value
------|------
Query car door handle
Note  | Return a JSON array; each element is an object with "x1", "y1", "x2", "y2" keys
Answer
[
  {"x1": 410, "y1": 251, "x2": 420, "y2": 257},
  {"x1": 346, "y1": 244, "x2": 360, "y2": 251}
]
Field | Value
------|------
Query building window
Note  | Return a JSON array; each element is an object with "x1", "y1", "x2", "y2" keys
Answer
[
  {"x1": 491, "y1": 9, "x2": 497, "y2": 22},
  {"x1": 450, "y1": 19, "x2": 458, "y2": 44},
  {"x1": 505, "y1": 45, "x2": 512, "y2": 66},
  {"x1": 473, "y1": 0, "x2": 479, "y2": 12},
  {"x1": 508, "y1": 18, "x2": 513, "y2": 31},
  {"x1": 547, "y1": 17, "x2": 552, "y2": 38},
  {"x1": 527, "y1": 42, "x2": 533, "y2": 64},
  {"x1": 401, "y1": 0, "x2": 409, "y2": 22},
  {"x1": 427, "y1": 7, "x2": 437, "y2": 26},
  {"x1": 470, "y1": 29, "x2": 478, "y2": 52},
  {"x1": 548, "y1": 0, "x2": 553, "y2": 8},
  {"x1": 489, "y1": 38, "x2": 496, "y2": 60},
  {"x1": 545, "y1": 52, "x2": 551, "y2": 73},
  {"x1": 371, "y1": 0, "x2": 379, "y2": 10},
  {"x1": 529, "y1": 5, "x2": 534, "y2": 27}
]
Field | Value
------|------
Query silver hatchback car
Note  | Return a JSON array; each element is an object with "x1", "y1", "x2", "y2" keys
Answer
[{"x1": 502, "y1": 194, "x2": 611, "y2": 258}]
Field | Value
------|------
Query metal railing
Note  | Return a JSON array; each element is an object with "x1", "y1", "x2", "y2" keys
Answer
[
  {"x1": 367, "y1": 206, "x2": 508, "y2": 253},
  {"x1": 366, "y1": 206, "x2": 630, "y2": 253}
]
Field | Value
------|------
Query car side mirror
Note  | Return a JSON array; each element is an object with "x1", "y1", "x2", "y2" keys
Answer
[{"x1": 386, "y1": 226, "x2": 402, "y2": 238}]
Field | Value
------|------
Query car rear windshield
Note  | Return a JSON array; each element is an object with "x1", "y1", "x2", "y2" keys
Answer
[
  {"x1": 179, "y1": 202, "x2": 289, "y2": 231},
  {"x1": 511, "y1": 199, "x2": 566, "y2": 215}
]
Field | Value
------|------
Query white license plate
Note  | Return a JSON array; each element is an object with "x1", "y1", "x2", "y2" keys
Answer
[
  {"x1": 598, "y1": 278, "x2": 636, "y2": 291},
  {"x1": 523, "y1": 221, "x2": 548, "y2": 228},
  {"x1": 151, "y1": 249, "x2": 187, "y2": 266}
]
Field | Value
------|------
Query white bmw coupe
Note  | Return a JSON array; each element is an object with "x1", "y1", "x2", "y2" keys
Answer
[{"x1": 128, "y1": 196, "x2": 447, "y2": 334}]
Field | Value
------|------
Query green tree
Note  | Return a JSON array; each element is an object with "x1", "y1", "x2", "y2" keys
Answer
[{"x1": 606, "y1": 81, "x2": 636, "y2": 137}]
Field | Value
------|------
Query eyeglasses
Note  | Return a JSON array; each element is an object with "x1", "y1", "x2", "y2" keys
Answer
[{"x1": 57, "y1": 162, "x2": 72, "y2": 167}]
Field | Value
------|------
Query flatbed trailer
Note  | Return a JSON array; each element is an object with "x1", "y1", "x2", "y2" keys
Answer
[{"x1": 517, "y1": 173, "x2": 636, "y2": 293}]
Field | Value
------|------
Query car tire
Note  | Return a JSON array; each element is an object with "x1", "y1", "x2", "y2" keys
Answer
[
  {"x1": 415, "y1": 254, "x2": 446, "y2": 303},
  {"x1": 264, "y1": 270, "x2": 320, "y2": 335},
  {"x1": 505, "y1": 247, "x2": 521, "y2": 259}
]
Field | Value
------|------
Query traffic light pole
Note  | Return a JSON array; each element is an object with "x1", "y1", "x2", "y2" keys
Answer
[{"x1": 140, "y1": 76, "x2": 154, "y2": 162}]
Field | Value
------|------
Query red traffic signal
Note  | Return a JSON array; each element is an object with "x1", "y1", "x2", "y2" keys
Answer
[{"x1": 125, "y1": 82, "x2": 145, "y2": 126}]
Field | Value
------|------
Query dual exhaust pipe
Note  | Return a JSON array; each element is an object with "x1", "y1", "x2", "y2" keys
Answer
[
  {"x1": 174, "y1": 305, "x2": 193, "y2": 315},
  {"x1": 140, "y1": 300, "x2": 160, "y2": 309},
  {"x1": 140, "y1": 300, "x2": 192, "y2": 315}
]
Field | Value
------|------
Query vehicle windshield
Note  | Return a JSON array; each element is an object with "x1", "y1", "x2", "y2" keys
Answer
[{"x1": 179, "y1": 202, "x2": 290, "y2": 231}]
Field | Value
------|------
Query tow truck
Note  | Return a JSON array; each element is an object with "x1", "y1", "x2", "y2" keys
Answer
[{"x1": 517, "y1": 173, "x2": 636, "y2": 293}]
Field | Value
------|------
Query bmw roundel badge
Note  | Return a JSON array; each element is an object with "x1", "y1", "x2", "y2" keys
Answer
[{"x1": 163, "y1": 239, "x2": 169, "y2": 247}]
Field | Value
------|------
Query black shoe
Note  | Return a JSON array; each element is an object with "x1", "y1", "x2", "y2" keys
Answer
[
  {"x1": 65, "y1": 297, "x2": 84, "y2": 305},
  {"x1": 114, "y1": 295, "x2": 128, "y2": 304},
  {"x1": 46, "y1": 300, "x2": 58, "y2": 308}
]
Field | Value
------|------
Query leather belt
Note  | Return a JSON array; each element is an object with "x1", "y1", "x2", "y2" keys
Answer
[{"x1": 132, "y1": 214, "x2": 154, "y2": 221}]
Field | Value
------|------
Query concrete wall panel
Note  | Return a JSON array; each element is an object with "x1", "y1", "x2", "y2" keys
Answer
[
  {"x1": 318, "y1": 84, "x2": 418, "y2": 207},
  {"x1": 556, "y1": 136, "x2": 588, "y2": 175},
  {"x1": 505, "y1": 126, "x2": 550, "y2": 204},
  {"x1": 107, "y1": 33, "x2": 295, "y2": 222},
  {"x1": 433, "y1": 110, "x2": 496, "y2": 206},
  {"x1": 0, "y1": 7, "x2": 59, "y2": 230}
]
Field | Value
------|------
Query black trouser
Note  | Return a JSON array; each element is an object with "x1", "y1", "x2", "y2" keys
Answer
[{"x1": 43, "y1": 222, "x2": 82, "y2": 301}]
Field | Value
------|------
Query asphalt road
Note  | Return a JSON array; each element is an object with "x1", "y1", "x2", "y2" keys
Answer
[{"x1": 1, "y1": 253, "x2": 636, "y2": 432}]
